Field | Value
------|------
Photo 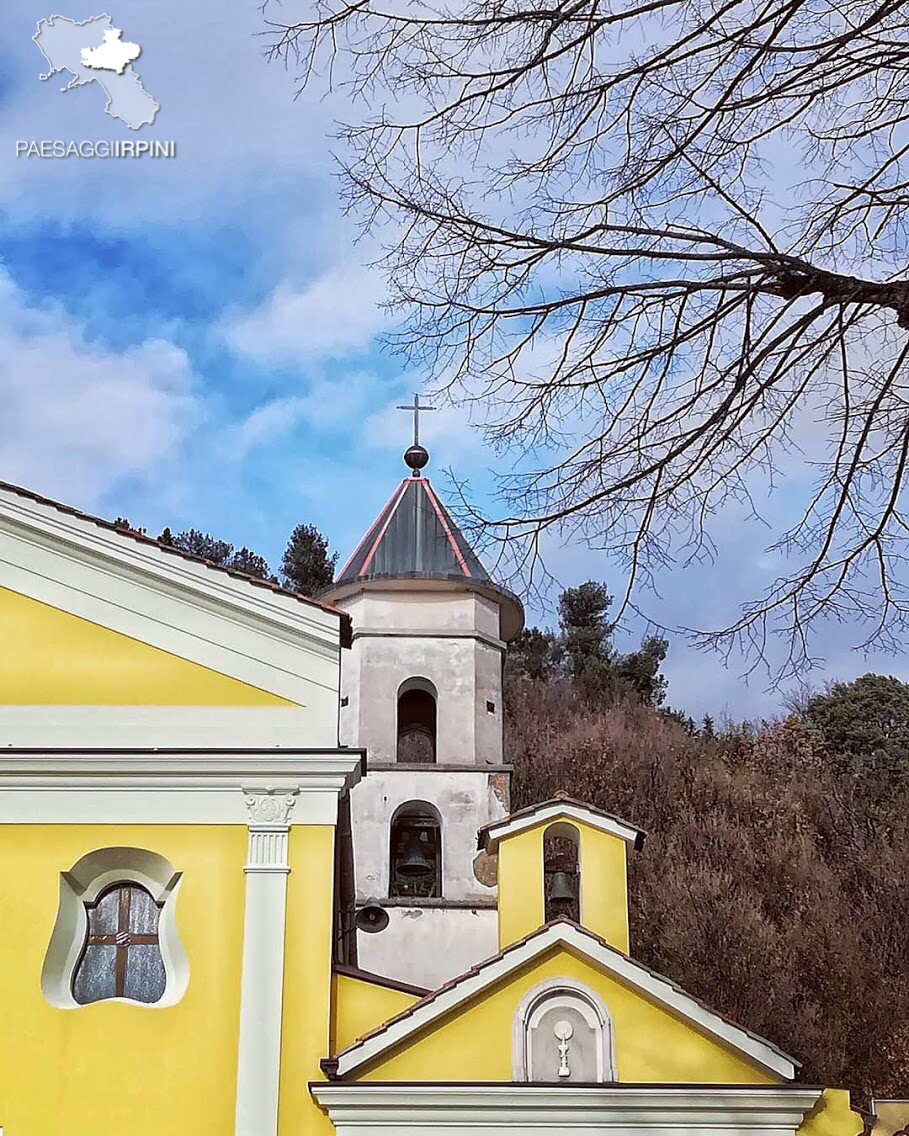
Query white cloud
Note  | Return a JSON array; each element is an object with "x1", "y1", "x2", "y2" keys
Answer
[
  {"x1": 0, "y1": 272, "x2": 197, "y2": 506},
  {"x1": 223, "y1": 264, "x2": 388, "y2": 365},
  {"x1": 223, "y1": 369, "x2": 391, "y2": 462},
  {"x1": 3, "y1": 0, "x2": 353, "y2": 227}
]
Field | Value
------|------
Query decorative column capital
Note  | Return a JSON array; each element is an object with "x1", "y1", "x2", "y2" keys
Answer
[
  {"x1": 243, "y1": 787, "x2": 298, "y2": 827},
  {"x1": 242, "y1": 787, "x2": 298, "y2": 874}
]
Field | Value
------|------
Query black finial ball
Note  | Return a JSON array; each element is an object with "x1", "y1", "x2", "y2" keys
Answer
[{"x1": 404, "y1": 444, "x2": 430, "y2": 472}]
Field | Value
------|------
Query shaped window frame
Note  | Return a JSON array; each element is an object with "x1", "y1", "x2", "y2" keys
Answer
[{"x1": 42, "y1": 846, "x2": 189, "y2": 1009}]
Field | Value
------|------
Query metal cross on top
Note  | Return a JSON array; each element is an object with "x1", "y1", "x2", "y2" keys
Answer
[{"x1": 396, "y1": 392, "x2": 436, "y2": 447}]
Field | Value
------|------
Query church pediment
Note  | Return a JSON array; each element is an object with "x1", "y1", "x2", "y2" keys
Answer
[
  {"x1": 325, "y1": 920, "x2": 797, "y2": 1084},
  {"x1": 0, "y1": 480, "x2": 347, "y2": 715}
]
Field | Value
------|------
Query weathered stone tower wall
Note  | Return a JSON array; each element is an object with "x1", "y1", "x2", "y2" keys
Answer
[{"x1": 321, "y1": 466, "x2": 523, "y2": 989}]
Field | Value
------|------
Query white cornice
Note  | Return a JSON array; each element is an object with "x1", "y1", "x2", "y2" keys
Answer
[
  {"x1": 351, "y1": 628, "x2": 507, "y2": 652},
  {"x1": 0, "y1": 486, "x2": 344, "y2": 704},
  {"x1": 330, "y1": 922, "x2": 797, "y2": 1081},
  {"x1": 0, "y1": 748, "x2": 363, "y2": 825},
  {"x1": 312, "y1": 1084, "x2": 823, "y2": 1130},
  {"x1": 0, "y1": 750, "x2": 364, "y2": 781},
  {"x1": 481, "y1": 803, "x2": 643, "y2": 852}
]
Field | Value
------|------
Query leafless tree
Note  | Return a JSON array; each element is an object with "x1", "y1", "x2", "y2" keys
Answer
[{"x1": 266, "y1": 0, "x2": 909, "y2": 677}]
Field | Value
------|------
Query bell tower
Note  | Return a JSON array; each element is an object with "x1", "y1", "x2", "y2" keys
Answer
[{"x1": 320, "y1": 406, "x2": 523, "y2": 988}]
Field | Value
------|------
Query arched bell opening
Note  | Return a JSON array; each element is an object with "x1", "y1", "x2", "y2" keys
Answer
[
  {"x1": 396, "y1": 677, "x2": 438, "y2": 764},
  {"x1": 543, "y1": 821, "x2": 581, "y2": 924},
  {"x1": 389, "y1": 801, "x2": 442, "y2": 899}
]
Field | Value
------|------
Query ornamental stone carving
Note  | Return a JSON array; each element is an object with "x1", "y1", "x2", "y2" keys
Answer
[
  {"x1": 242, "y1": 788, "x2": 299, "y2": 873},
  {"x1": 243, "y1": 788, "x2": 298, "y2": 827}
]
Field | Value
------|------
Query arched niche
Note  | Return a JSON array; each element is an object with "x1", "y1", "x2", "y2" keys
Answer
[
  {"x1": 543, "y1": 820, "x2": 581, "y2": 923},
  {"x1": 513, "y1": 977, "x2": 615, "y2": 1083},
  {"x1": 389, "y1": 800, "x2": 442, "y2": 899},
  {"x1": 396, "y1": 676, "x2": 438, "y2": 764}
]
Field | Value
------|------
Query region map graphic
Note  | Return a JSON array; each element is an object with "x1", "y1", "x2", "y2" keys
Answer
[{"x1": 33, "y1": 14, "x2": 159, "y2": 130}]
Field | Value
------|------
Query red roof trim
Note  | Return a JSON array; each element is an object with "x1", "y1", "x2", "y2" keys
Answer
[
  {"x1": 335, "y1": 481, "x2": 403, "y2": 581},
  {"x1": 357, "y1": 479, "x2": 410, "y2": 578},
  {"x1": 421, "y1": 479, "x2": 471, "y2": 577}
]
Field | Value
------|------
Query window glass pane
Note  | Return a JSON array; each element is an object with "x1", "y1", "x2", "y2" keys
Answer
[
  {"x1": 87, "y1": 888, "x2": 120, "y2": 934},
  {"x1": 123, "y1": 944, "x2": 166, "y2": 1003},
  {"x1": 73, "y1": 944, "x2": 117, "y2": 1004},
  {"x1": 127, "y1": 887, "x2": 160, "y2": 934}
]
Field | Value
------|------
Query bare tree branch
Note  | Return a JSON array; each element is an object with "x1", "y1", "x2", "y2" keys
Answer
[{"x1": 266, "y1": 0, "x2": 909, "y2": 676}]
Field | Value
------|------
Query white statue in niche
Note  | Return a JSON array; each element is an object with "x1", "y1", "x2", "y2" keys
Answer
[
  {"x1": 554, "y1": 1019, "x2": 574, "y2": 1077},
  {"x1": 513, "y1": 978, "x2": 615, "y2": 1083}
]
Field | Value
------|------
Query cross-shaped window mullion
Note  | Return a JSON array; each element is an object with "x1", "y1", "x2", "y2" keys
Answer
[{"x1": 84, "y1": 885, "x2": 161, "y2": 997}]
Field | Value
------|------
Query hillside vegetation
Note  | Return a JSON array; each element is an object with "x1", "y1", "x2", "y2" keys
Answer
[{"x1": 505, "y1": 597, "x2": 909, "y2": 1100}]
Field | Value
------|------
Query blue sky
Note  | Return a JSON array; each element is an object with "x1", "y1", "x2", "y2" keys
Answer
[{"x1": 3, "y1": 0, "x2": 904, "y2": 720}]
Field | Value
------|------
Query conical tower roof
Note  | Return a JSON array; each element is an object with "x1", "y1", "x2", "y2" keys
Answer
[
  {"x1": 337, "y1": 476, "x2": 487, "y2": 584},
  {"x1": 323, "y1": 466, "x2": 524, "y2": 641}
]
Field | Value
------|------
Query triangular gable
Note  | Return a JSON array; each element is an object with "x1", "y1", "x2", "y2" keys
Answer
[
  {"x1": 0, "y1": 480, "x2": 346, "y2": 708},
  {"x1": 325, "y1": 921, "x2": 797, "y2": 1082},
  {"x1": 479, "y1": 797, "x2": 645, "y2": 852}
]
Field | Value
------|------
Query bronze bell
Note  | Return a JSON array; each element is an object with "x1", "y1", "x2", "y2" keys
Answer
[
  {"x1": 397, "y1": 842, "x2": 434, "y2": 877},
  {"x1": 549, "y1": 870, "x2": 578, "y2": 902}
]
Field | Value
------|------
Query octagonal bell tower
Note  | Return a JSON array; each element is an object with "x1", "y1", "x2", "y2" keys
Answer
[{"x1": 320, "y1": 419, "x2": 523, "y2": 989}]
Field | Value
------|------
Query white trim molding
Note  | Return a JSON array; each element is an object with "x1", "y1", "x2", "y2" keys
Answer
[
  {"x1": 311, "y1": 1084, "x2": 823, "y2": 1135},
  {"x1": 235, "y1": 790, "x2": 297, "y2": 1136},
  {"x1": 481, "y1": 802, "x2": 643, "y2": 853},
  {"x1": 0, "y1": 483, "x2": 346, "y2": 709},
  {"x1": 513, "y1": 977, "x2": 616, "y2": 1082},
  {"x1": 0, "y1": 748, "x2": 364, "y2": 825},
  {"x1": 330, "y1": 922, "x2": 797, "y2": 1081},
  {"x1": 0, "y1": 707, "x2": 326, "y2": 749}
]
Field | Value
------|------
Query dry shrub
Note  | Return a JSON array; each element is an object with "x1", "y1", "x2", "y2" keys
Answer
[{"x1": 506, "y1": 680, "x2": 909, "y2": 1100}]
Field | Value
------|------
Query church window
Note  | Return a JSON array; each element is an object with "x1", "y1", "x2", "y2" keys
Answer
[
  {"x1": 73, "y1": 882, "x2": 166, "y2": 1004},
  {"x1": 396, "y1": 678, "x2": 437, "y2": 763},
  {"x1": 42, "y1": 846, "x2": 188, "y2": 1009},
  {"x1": 389, "y1": 801, "x2": 442, "y2": 899},
  {"x1": 513, "y1": 978, "x2": 615, "y2": 1082},
  {"x1": 543, "y1": 822, "x2": 580, "y2": 923}
]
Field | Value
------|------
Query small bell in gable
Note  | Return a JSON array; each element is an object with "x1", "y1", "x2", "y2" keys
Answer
[{"x1": 548, "y1": 870, "x2": 579, "y2": 903}]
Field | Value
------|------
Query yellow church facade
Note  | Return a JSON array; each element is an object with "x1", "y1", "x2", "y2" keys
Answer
[{"x1": 0, "y1": 475, "x2": 864, "y2": 1136}]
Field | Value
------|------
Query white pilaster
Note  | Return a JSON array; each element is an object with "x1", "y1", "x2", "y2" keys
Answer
[{"x1": 235, "y1": 788, "x2": 298, "y2": 1136}]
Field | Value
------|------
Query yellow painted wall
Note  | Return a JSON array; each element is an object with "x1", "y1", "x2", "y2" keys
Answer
[
  {"x1": 332, "y1": 973, "x2": 420, "y2": 1054},
  {"x1": 0, "y1": 823, "x2": 247, "y2": 1136},
  {"x1": 0, "y1": 585, "x2": 292, "y2": 705},
  {"x1": 578, "y1": 824, "x2": 630, "y2": 953},
  {"x1": 497, "y1": 817, "x2": 630, "y2": 952},
  {"x1": 803, "y1": 1091, "x2": 865, "y2": 1136},
  {"x1": 497, "y1": 827, "x2": 544, "y2": 949},
  {"x1": 358, "y1": 946, "x2": 780, "y2": 1084},
  {"x1": 278, "y1": 825, "x2": 338, "y2": 1136}
]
